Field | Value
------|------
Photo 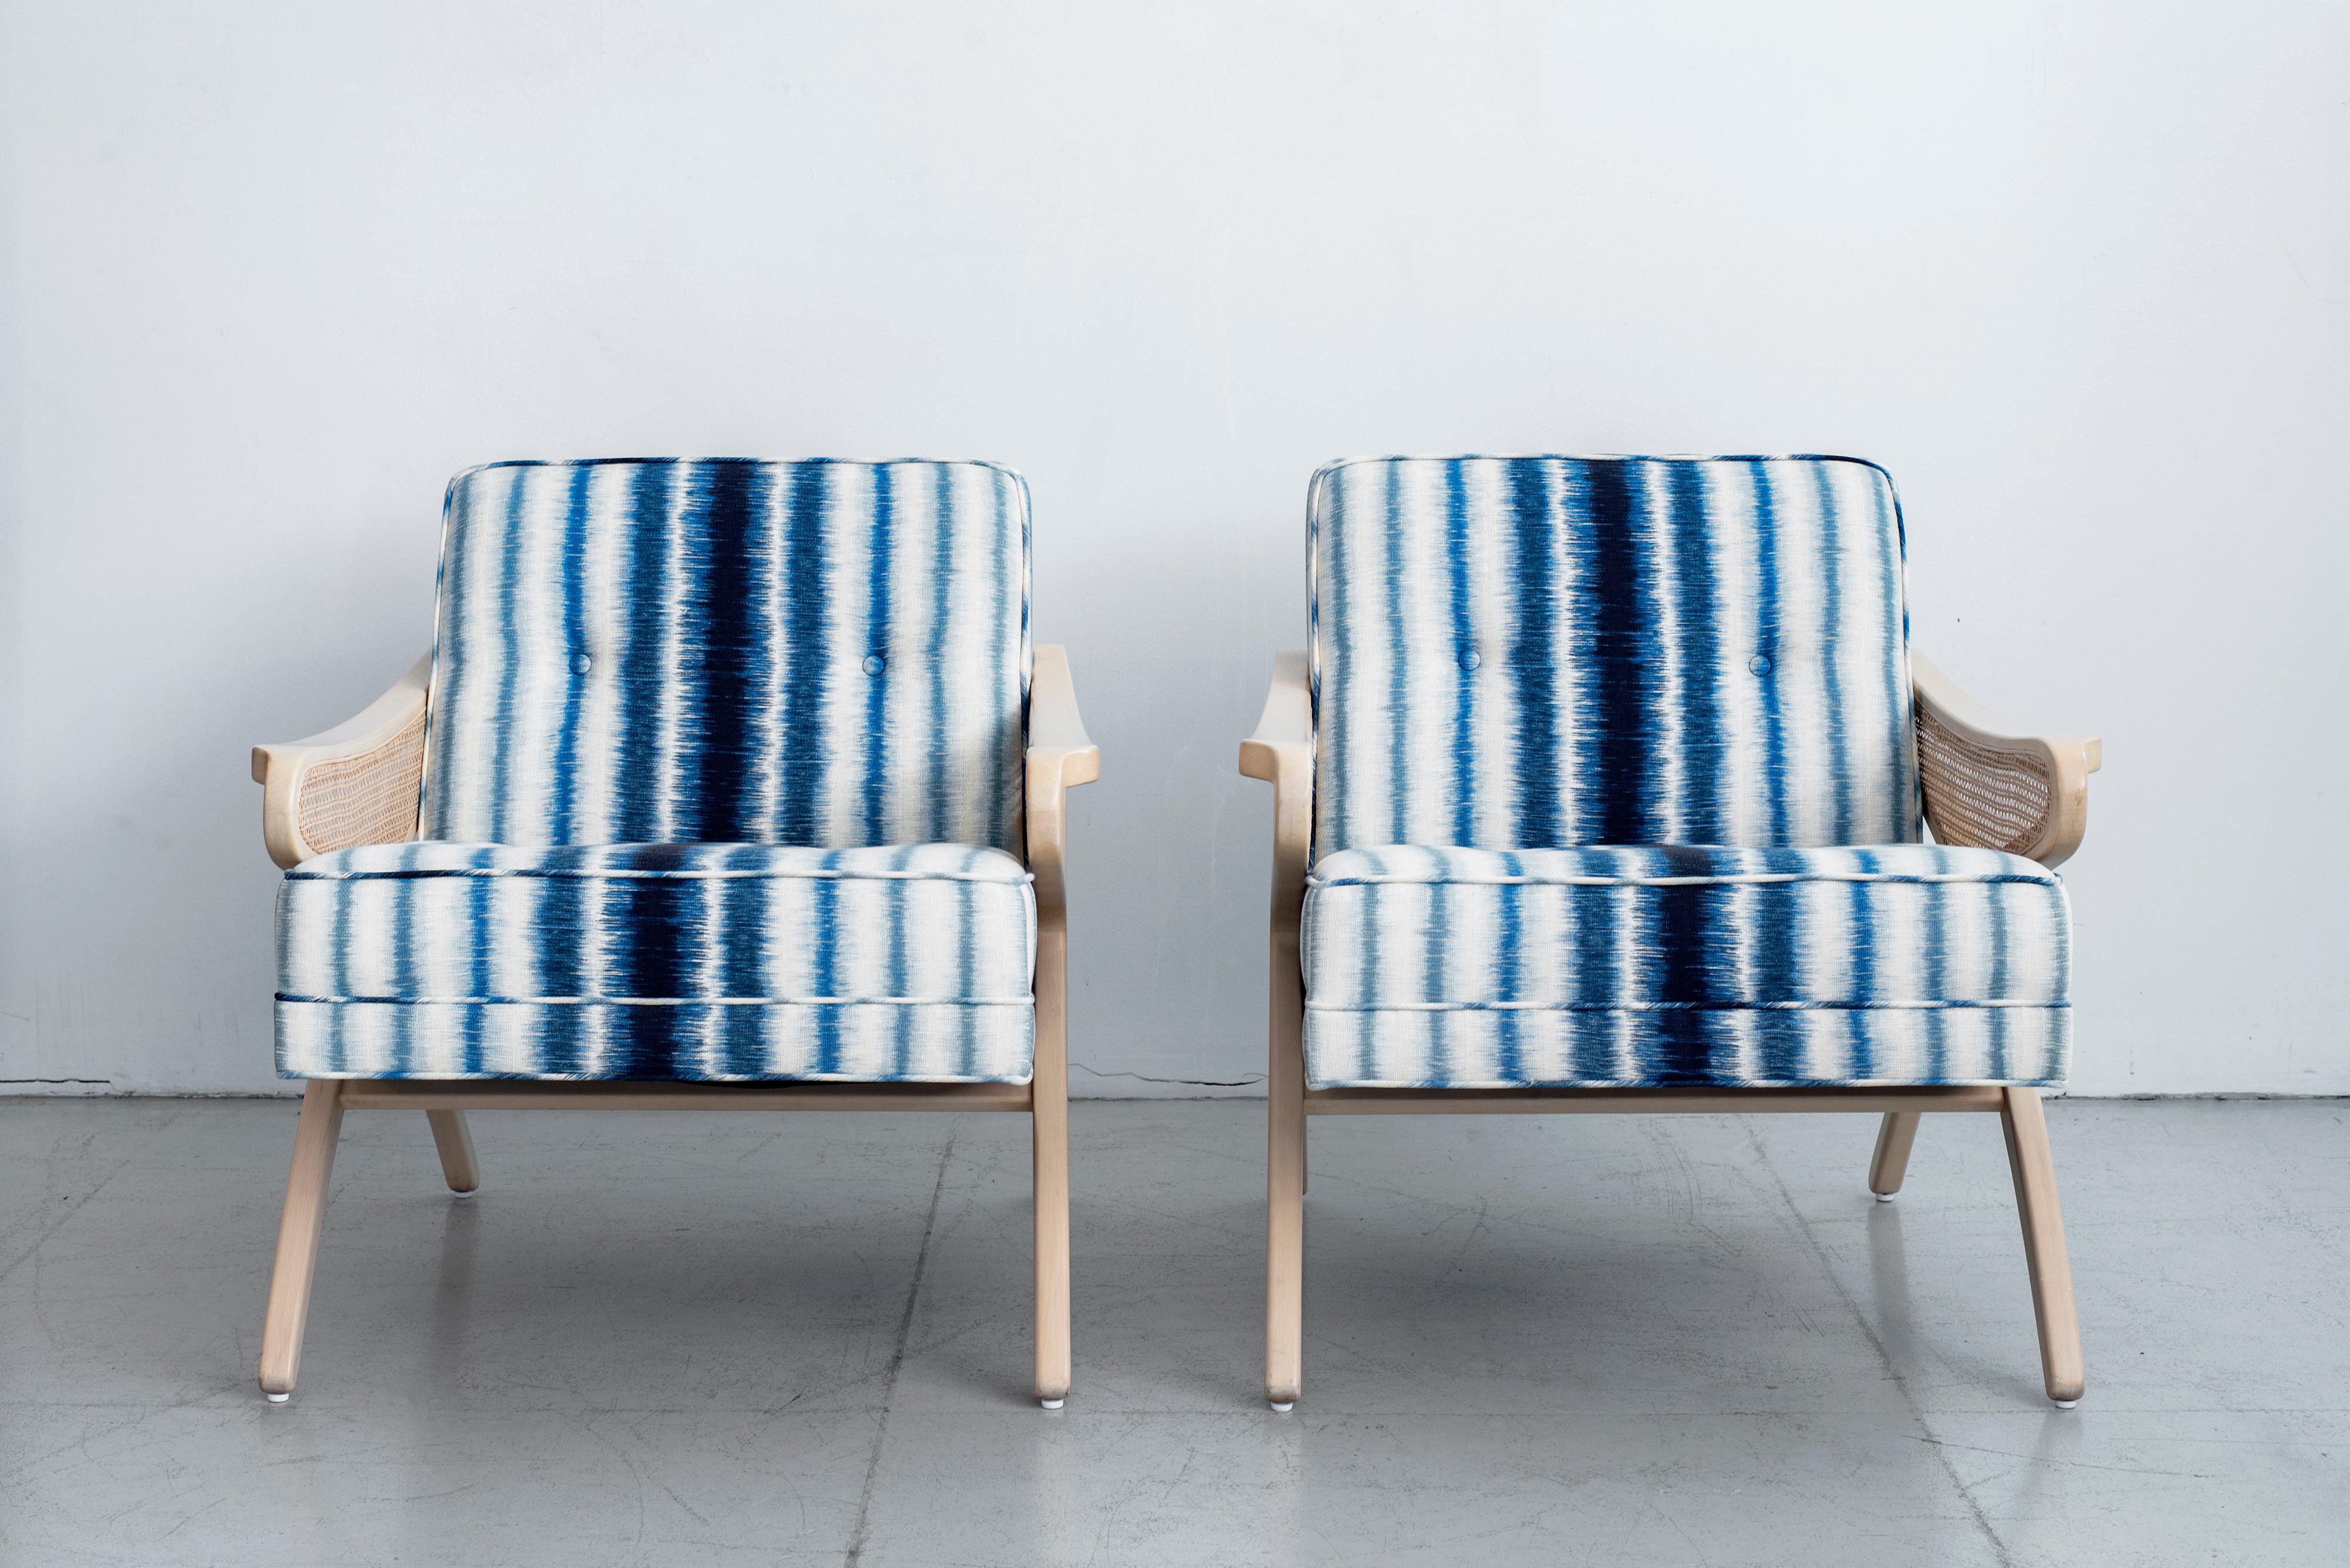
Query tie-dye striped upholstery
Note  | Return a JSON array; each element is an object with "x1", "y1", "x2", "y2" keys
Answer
[
  {"x1": 1302, "y1": 844, "x2": 2067, "y2": 1089},
  {"x1": 426, "y1": 458, "x2": 1029, "y2": 851},
  {"x1": 1301, "y1": 455, "x2": 2069, "y2": 1090},
  {"x1": 277, "y1": 458, "x2": 1038, "y2": 1083},
  {"x1": 1311, "y1": 455, "x2": 1916, "y2": 854},
  {"x1": 278, "y1": 842, "x2": 1036, "y2": 1082}
]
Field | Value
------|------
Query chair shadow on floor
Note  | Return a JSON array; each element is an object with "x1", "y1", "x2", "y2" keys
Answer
[
  {"x1": 1866, "y1": 1191, "x2": 2060, "y2": 1408},
  {"x1": 428, "y1": 1195, "x2": 481, "y2": 1392}
]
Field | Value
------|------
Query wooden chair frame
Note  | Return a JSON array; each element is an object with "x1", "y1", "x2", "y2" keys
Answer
[
  {"x1": 1241, "y1": 648, "x2": 2098, "y2": 1411},
  {"x1": 251, "y1": 646, "x2": 1097, "y2": 1407}
]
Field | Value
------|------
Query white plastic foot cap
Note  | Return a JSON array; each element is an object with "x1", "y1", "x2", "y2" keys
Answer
[
  {"x1": 451, "y1": 1187, "x2": 478, "y2": 1198},
  {"x1": 1269, "y1": 1401, "x2": 1294, "y2": 1413},
  {"x1": 1873, "y1": 1191, "x2": 1896, "y2": 1203},
  {"x1": 264, "y1": 1392, "x2": 290, "y2": 1404},
  {"x1": 1039, "y1": 1398, "x2": 1063, "y2": 1410},
  {"x1": 2052, "y1": 1398, "x2": 2079, "y2": 1409}
]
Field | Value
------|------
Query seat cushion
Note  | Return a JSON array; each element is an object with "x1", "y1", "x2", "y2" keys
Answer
[
  {"x1": 1302, "y1": 844, "x2": 2068, "y2": 1089},
  {"x1": 277, "y1": 842, "x2": 1036, "y2": 1082}
]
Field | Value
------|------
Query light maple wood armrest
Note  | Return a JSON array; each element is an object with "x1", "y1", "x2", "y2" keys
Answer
[
  {"x1": 1912, "y1": 649, "x2": 2100, "y2": 869},
  {"x1": 1025, "y1": 645, "x2": 1100, "y2": 924},
  {"x1": 1238, "y1": 649, "x2": 1314, "y2": 933},
  {"x1": 252, "y1": 654, "x2": 432, "y2": 869}
]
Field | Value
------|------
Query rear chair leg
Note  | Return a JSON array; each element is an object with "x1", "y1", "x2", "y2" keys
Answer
[
  {"x1": 1869, "y1": 1110, "x2": 1921, "y2": 1199},
  {"x1": 258, "y1": 1080, "x2": 347, "y2": 1401},
  {"x1": 1999, "y1": 1087, "x2": 2085, "y2": 1406},
  {"x1": 428, "y1": 1109, "x2": 480, "y2": 1194}
]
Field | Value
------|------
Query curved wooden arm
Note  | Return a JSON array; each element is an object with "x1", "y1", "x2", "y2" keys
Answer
[
  {"x1": 1244, "y1": 649, "x2": 1316, "y2": 1391},
  {"x1": 1238, "y1": 649, "x2": 1314, "y2": 934},
  {"x1": 1025, "y1": 644, "x2": 1100, "y2": 924},
  {"x1": 1912, "y1": 649, "x2": 2099, "y2": 869},
  {"x1": 252, "y1": 654, "x2": 431, "y2": 869}
]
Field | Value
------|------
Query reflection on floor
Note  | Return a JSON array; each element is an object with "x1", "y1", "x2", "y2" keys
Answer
[{"x1": 3, "y1": 1097, "x2": 2344, "y2": 1566}]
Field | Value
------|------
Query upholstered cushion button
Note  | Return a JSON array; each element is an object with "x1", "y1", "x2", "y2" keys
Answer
[
  {"x1": 570, "y1": 653, "x2": 593, "y2": 674},
  {"x1": 1748, "y1": 654, "x2": 1772, "y2": 675},
  {"x1": 863, "y1": 654, "x2": 886, "y2": 676},
  {"x1": 1459, "y1": 649, "x2": 1482, "y2": 671}
]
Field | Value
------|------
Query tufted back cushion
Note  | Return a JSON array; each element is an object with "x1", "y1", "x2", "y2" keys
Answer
[
  {"x1": 1310, "y1": 455, "x2": 1918, "y2": 857},
  {"x1": 422, "y1": 458, "x2": 1030, "y2": 851}
]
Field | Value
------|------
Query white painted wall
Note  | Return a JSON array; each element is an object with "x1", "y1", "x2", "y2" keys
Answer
[{"x1": 3, "y1": 1, "x2": 2343, "y2": 1096}]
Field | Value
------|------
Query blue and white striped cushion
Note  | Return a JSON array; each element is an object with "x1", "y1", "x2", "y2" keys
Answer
[
  {"x1": 424, "y1": 458, "x2": 1030, "y2": 852},
  {"x1": 1301, "y1": 844, "x2": 2067, "y2": 1089},
  {"x1": 1310, "y1": 456, "x2": 1918, "y2": 855},
  {"x1": 278, "y1": 842, "x2": 1036, "y2": 1082}
]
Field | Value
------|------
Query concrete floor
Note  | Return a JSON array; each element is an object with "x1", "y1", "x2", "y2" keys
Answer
[{"x1": 2, "y1": 1099, "x2": 2344, "y2": 1567}]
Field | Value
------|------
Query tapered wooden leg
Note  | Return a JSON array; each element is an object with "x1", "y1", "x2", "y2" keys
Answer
[
  {"x1": 1032, "y1": 925, "x2": 1072, "y2": 1406},
  {"x1": 427, "y1": 1110, "x2": 479, "y2": 1194},
  {"x1": 258, "y1": 1080, "x2": 346, "y2": 1400},
  {"x1": 1999, "y1": 1087, "x2": 2084, "y2": 1405},
  {"x1": 1869, "y1": 1110, "x2": 1921, "y2": 1198},
  {"x1": 1266, "y1": 929, "x2": 1305, "y2": 1409}
]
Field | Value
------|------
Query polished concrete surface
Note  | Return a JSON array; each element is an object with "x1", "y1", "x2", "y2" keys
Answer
[{"x1": 2, "y1": 1097, "x2": 2344, "y2": 1566}]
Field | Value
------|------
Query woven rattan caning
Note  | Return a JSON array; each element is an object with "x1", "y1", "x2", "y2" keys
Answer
[
  {"x1": 295, "y1": 709, "x2": 424, "y2": 857},
  {"x1": 1916, "y1": 701, "x2": 2053, "y2": 856}
]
